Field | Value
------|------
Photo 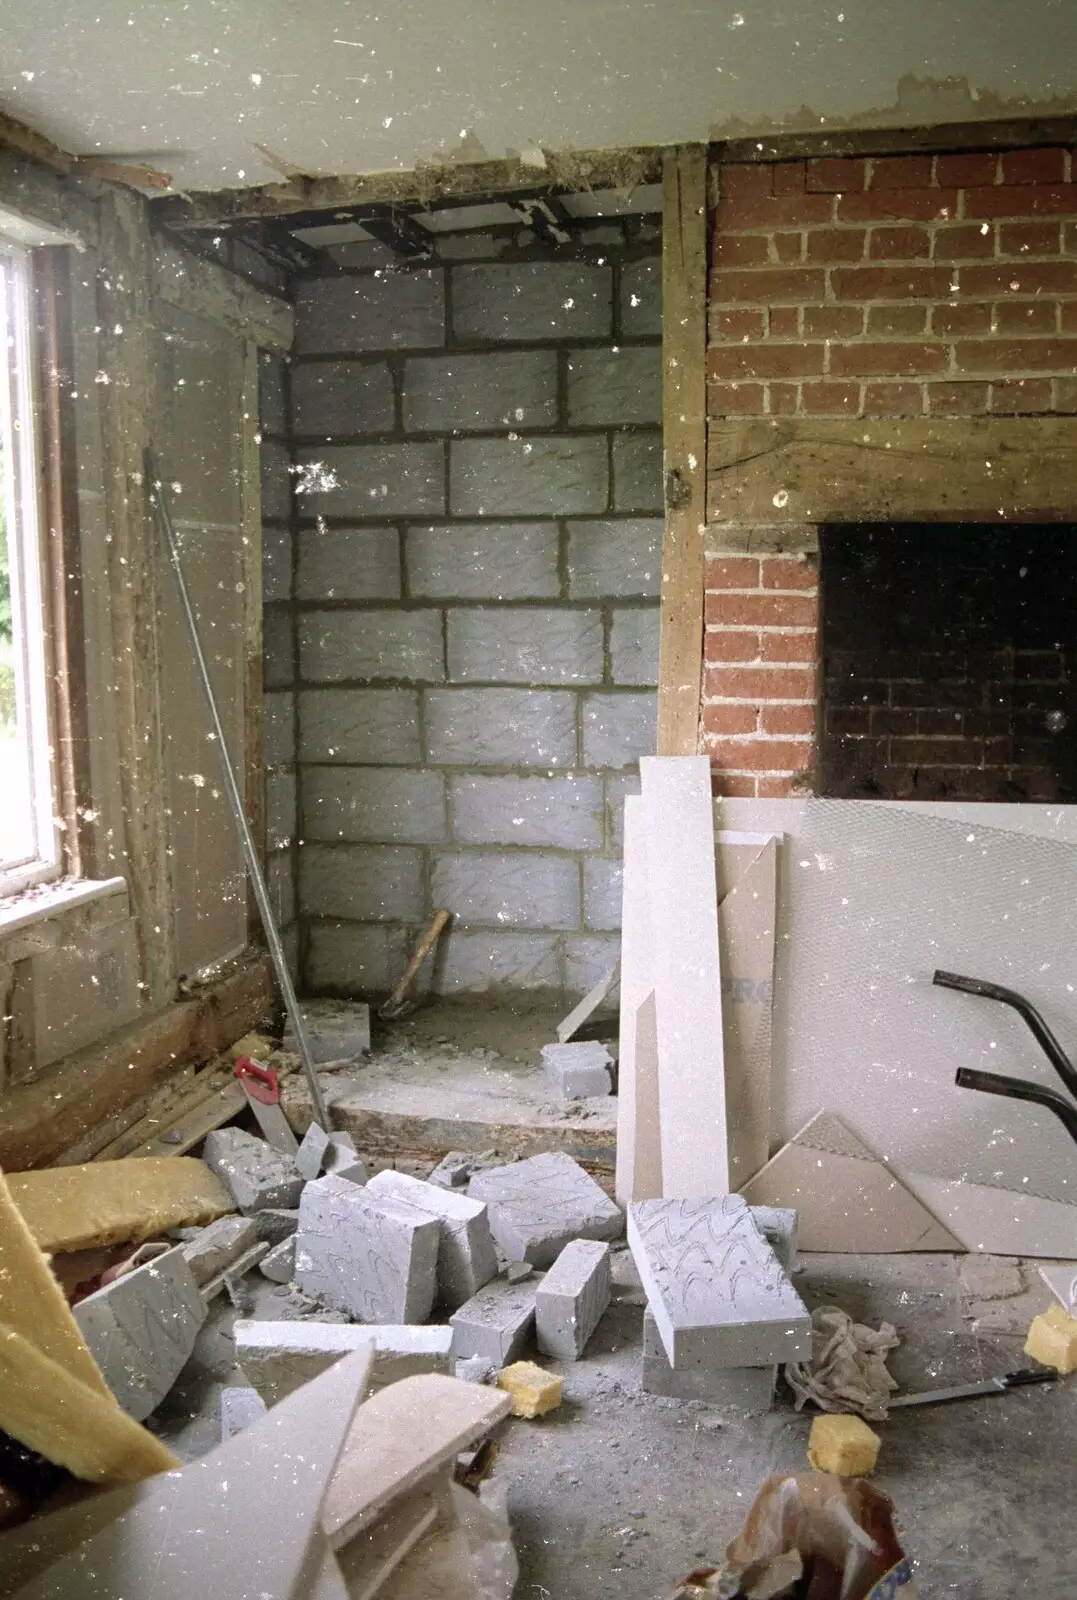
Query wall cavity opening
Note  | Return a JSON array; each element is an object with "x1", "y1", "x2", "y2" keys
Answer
[{"x1": 819, "y1": 523, "x2": 1077, "y2": 802}]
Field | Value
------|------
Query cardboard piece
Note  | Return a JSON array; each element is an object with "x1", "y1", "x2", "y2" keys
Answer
[
  {"x1": 556, "y1": 961, "x2": 619, "y2": 1044},
  {"x1": 0, "y1": 1344, "x2": 375, "y2": 1599},
  {"x1": 7, "y1": 1157, "x2": 233, "y2": 1253},
  {"x1": 335, "y1": 1488, "x2": 443, "y2": 1600},
  {"x1": 894, "y1": 1167, "x2": 1077, "y2": 1259},
  {"x1": 740, "y1": 1111, "x2": 962, "y2": 1254},
  {"x1": 640, "y1": 756, "x2": 728, "y2": 1197},
  {"x1": 716, "y1": 832, "x2": 779, "y2": 1189},
  {"x1": 615, "y1": 795, "x2": 662, "y2": 1206},
  {"x1": 321, "y1": 1374, "x2": 512, "y2": 1550}
]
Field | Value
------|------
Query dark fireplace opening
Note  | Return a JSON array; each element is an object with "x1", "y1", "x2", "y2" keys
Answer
[{"x1": 819, "y1": 523, "x2": 1077, "y2": 802}]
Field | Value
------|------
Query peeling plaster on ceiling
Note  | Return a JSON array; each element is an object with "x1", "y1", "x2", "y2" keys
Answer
[{"x1": 0, "y1": 1, "x2": 1076, "y2": 193}]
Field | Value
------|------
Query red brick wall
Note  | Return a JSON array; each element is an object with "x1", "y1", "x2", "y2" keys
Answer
[
  {"x1": 708, "y1": 147, "x2": 1077, "y2": 420},
  {"x1": 703, "y1": 551, "x2": 819, "y2": 797},
  {"x1": 703, "y1": 145, "x2": 1077, "y2": 797}
]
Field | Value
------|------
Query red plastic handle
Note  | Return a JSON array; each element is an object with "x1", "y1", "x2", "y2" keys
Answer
[{"x1": 235, "y1": 1055, "x2": 280, "y2": 1105}]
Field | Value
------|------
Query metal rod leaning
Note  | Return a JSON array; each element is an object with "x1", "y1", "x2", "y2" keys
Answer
[{"x1": 144, "y1": 450, "x2": 330, "y2": 1131}]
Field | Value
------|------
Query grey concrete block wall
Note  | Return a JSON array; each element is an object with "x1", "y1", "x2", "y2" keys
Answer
[{"x1": 274, "y1": 219, "x2": 662, "y2": 999}]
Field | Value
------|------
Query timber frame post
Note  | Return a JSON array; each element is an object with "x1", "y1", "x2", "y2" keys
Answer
[{"x1": 657, "y1": 145, "x2": 709, "y2": 756}]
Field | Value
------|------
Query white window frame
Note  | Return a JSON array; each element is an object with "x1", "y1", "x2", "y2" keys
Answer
[{"x1": 0, "y1": 239, "x2": 60, "y2": 895}]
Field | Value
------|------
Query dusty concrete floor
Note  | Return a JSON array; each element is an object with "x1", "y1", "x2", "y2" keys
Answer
[{"x1": 153, "y1": 999, "x2": 1076, "y2": 1600}]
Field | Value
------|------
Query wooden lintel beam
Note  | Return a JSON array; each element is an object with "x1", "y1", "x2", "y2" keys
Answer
[
  {"x1": 150, "y1": 147, "x2": 663, "y2": 230},
  {"x1": 716, "y1": 112, "x2": 1077, "y2": 168},
  {"x1": 656, "y1": 146, "x2": 708, "y2": 758}
]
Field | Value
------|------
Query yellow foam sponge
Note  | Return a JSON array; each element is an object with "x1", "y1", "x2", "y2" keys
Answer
[
  {"x1": 496, "y1": 1360, "x2": 563, "y2": 1419},
  {"x1": 807, "y1": 1413, "x2": 880, "y2": 1477},
  {"x1": 1025, "y1": 1303, "x2": 1077, "y2": 1374}
]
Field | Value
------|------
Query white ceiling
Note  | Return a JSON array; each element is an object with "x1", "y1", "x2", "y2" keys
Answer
[{"x1": 1, "y1": 1, "x2": 1076, "y2": 194}]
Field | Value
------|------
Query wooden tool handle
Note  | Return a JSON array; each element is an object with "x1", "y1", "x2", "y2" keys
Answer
[{"x1": 385, "y1": 909, "x2": 451, "y2": 1007}]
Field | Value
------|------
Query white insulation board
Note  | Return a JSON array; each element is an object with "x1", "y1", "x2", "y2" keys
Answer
[{"x1": 716, "y1": 800, "x2": 1077, "y2": 1210}]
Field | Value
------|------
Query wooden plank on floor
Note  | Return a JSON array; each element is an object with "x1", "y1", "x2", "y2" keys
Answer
[
  {"x1": 656, "y1": 144, "x2": 708, "y2": 758},
  {"x1": 640, "y1": 755, "x2": 728, "y2": 1196}
]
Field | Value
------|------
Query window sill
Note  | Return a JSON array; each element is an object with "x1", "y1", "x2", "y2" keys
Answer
[{"x1": 0, "y1": 875, "x2": 128, "y2": 938}]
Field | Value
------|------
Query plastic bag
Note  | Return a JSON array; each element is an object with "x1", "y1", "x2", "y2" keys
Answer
[{"x1": 667, "y1": 1472, "x2": 918, "y2": 1600}]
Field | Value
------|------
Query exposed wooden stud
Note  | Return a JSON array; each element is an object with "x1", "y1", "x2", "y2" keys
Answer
[
  {"x1": 95, "y1": 190, "x2": 174, "y2": 1008},
  {"x1": 239, "y1": 339, "x2": 266, "y2": 945},
  {"x1": 707, "y1": 416, "x2": 1077, "y2": 526},
  {"x1": 150, "y1": 147, "x2": 663, "y2": 230},
  {"x1": 656, "y1": 145, "x2": 708, "y2": 757}
]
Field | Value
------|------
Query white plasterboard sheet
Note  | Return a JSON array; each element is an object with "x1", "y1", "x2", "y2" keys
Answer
[
  {"x1": 739, "y1": 1110, "x2": 961, "y2": 1252},
  {"x1": 616, "y1": 796, "x2": 661, "y2": 1205},
  {"x1": 643, "y1": 757, "x2": 728, "y2": 1197},
  {"x1": 716, "y1": 799, "x2": 1077, "y2": 1207},
  {"x1": 717, "y1": 835, "x2": 778, "y2": 1188}
]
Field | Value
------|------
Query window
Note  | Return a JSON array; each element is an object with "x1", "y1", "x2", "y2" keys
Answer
[{"x1": 0, "y1": 241, "x2": 58, "y2": 892}]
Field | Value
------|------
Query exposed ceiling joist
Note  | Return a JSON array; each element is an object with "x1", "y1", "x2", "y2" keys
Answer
[
  {"x1": 359, "y1": 208, "x2": 435, "y2": 259},
  {"x1": 149, "y1": 148, "x2": 664, "y2": 231},
  {"x1": 508, "y1": 195, "x2": 576, "y2": 245}
]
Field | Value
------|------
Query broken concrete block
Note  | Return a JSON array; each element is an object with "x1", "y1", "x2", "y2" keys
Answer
[
  {"x1": 254, "y1": 1207, "x2": 300, "y2": 1245},
  {"x1": 202, "y1": 1127, "x2": 304, "y2": 1215},
  {"x1": 260, "y1": 1235, "x2": 296, "y2": 1283},
  {"x1": 808, "y1": 1413, "x2": 881, "y2": 1476},
  {"x1": 220, "y1": 1385, "x2": 267, "y2": 1441},
  {"x1": 1025, "y1": 1303, "x2": 1077, "y2": 1373},
  {"x1": 326, "y1": 1132, "x2": 360, "y2": 1172},
  {"x1": 295, "y1": 1122, "x2": 331, "y2": 1181},
  {"x1": 506, "y1": 1261, "x2": 534, "y2": 1284},
  {"x1": 628, "y1": 1196, "x2": 811, "y2": 1369},
  {"x1": 294, "y1": 1126, "x2": 358, "y2": 1182},
  {"x1": 180, "y1": 1215, "x2": 258, "y2": 1287},
  {"x1": 284, "y1": 999, "x2": 370, "y2": 1062},
  {"x1": 367, "y1": 1168, "x2": 498, "y2": 1309},
  {"x1": 540, "y1": 1040, "x2": 613, "y2": 1100},
  {"x1": 535, "y1": 1239, "x2": 611, "y2": 1359},
  {"x1": 296, "y1": 1171, "x2": 439, "y2": 1322},
  {"x1": 496, "y1": 1360, "x2": 562, "y2": 1418},
  {"x1": 468, "y1": 1152, "x2": 623, "y2": 1268},
  {"x1": 428, "y1": 1151, "x2": 474, "y2": 1189},
  {"x1": 449, "y1": 1276, "x2": 537, "y2": 1365},
  {"x1": 201, "y1": 1240, "x2": 270, "y2": 1302},
  {"x1": 455, "y1": 1355, "x2": 496, "y2": 1385},
  {"x1": 641, "y1": 1309, "x2": 776, "y2": 1409},
  {"x1": 235, "y1": 1319, "x2": 453, "y2": 1405},
  {"x1": 750, "y1": 1206, "x2": 798, "y2": 1275},
  {"x1": 73, "y1": 1244, "x2": 207, "y2": 1421},
  {"x1": 333, "y1": 1158, "x2": 370, "y2": 1185}
]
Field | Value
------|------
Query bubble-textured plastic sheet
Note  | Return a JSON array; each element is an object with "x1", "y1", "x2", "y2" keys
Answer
[{"x1": 717, "y1": 800, "x2": 1077, "y2": 1208}]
